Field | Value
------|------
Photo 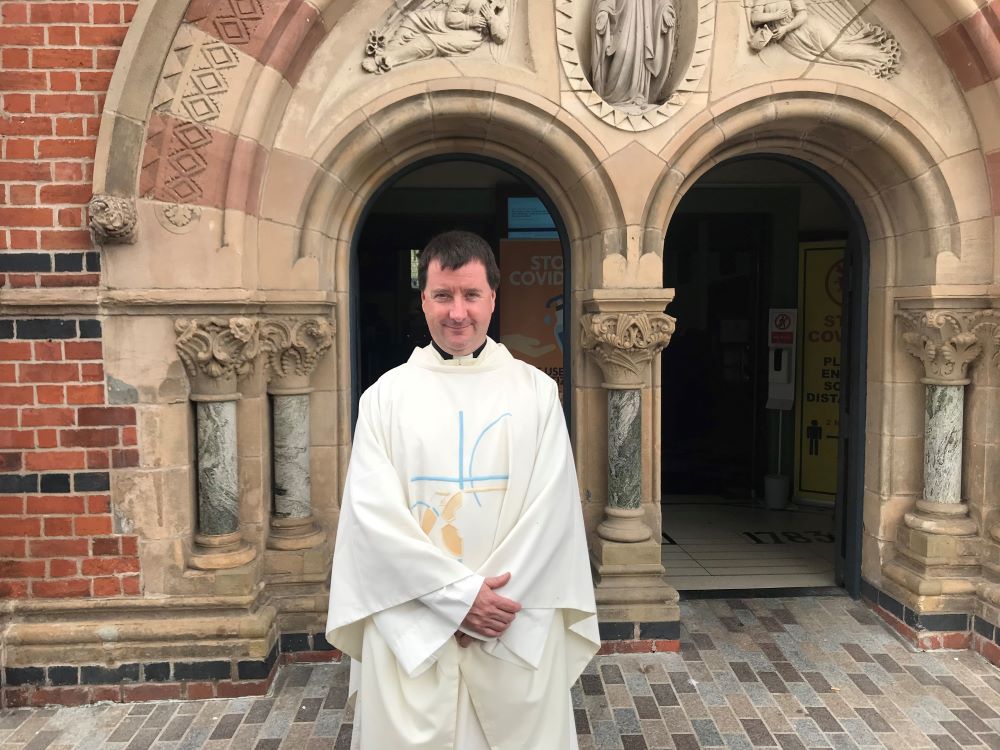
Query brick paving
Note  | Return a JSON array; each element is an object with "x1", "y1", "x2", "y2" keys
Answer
[{"x1": 4, "y1": 595, "x2": 1000, "y2": 749}]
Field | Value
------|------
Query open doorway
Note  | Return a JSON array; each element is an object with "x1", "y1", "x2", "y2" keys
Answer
[
  {"x1": 352, "y1": 157, "x2": 570, "y2": 406},
  {"x1": 660, "y1": 157, "x2": 866, "y2": 596}
]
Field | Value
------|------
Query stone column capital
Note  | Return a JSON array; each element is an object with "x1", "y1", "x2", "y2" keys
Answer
[
  {"x1": 174, "y1": 317, "x2": 261, "y2": 398},
  {"x1": 581, "y1": 310, "x2": 676, "y2": 387},
  {"x1": 897, "y1": 307, "x2": 996, "y2": 385},
  {"x1": 259, "y1": 316, "x2": 336, "y2": 393},
  {"x1": 87, "y1": 194, "x2": 137, "y2": 244}
]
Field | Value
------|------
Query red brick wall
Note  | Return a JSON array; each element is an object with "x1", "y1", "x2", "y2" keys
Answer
[{"x1": 0, "y1": 2, "x2": 142, "y2": 599}]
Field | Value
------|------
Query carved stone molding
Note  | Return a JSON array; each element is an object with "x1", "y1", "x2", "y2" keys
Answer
[
  {"x1": 174, "y1": 317, "x2": 261, "y2": 397},
  {"x1": 897, "y1": 308, "x2": 998, "y2": 385},
  {"x1": 259, "y1": 317, "x2": 335, "y2": 393},
  {"x1": 556, "y1": 0, "x2": 715, "y2": 131},
  {"x1": 87, "y1": 194, "x2": 137, "y2": 244},
  {"x1": 582, "y1": 311, "x2": 676, "y2": 387}
]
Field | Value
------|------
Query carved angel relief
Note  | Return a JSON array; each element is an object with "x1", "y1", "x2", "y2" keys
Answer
[
  {"x1": 363, "y1": 0, "x2": 514, "y2": 74},
  {"x1": 746, "y1": 0, "x2": 901, "y2": 79},
  {"x1": 556, "y1": 0, "x2": 715, "y2": 131}
]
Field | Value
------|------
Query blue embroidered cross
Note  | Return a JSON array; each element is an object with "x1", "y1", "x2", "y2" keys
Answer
[{"x1": 410, "y1": 410, "x2": 511, "y2": 507}]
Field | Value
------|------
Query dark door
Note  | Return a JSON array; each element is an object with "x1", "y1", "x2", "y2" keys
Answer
[{"x1": 662, "y1": 213, "x2": 769, "y2": 497}]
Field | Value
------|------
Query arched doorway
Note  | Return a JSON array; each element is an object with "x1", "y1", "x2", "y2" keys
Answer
[
  {"x1": 660, "y1": 156, "x2": 867, "y2": 597},
  {"x1": 351, "y1": 157, "x2": 572, "y2": 411}
]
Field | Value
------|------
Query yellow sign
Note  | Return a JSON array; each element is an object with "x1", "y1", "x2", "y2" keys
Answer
[
  {"x1": 794, "y1": 243, "x2": 844, "y2": 502},
  {"x1": 498, "y1": 240, "x2": 565, "y2": 400}
]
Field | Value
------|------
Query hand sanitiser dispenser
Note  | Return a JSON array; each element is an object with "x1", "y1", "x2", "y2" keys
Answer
[{"x1": 766, "y1": 309, "x2": 796, "y2": 410}]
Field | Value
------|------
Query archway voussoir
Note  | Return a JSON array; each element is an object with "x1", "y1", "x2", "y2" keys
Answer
[
  {"x1": 936, "y1": 218, "x2": 993, "y2": 284},
  {"x1": 493, "y1": 82, "x2": 561, "y2": 120},
  {"x1": 936, "y1": 151, "x2": 994, "y2": 223},
  {"x1": 552, "y1": 109, "x2": 612, "y2": 166},
  {"x1": 93, "y1": 111, "x2": 146, "y2": 197},
  {"x1": 256, "y1": 218, "x2": 320, "y2": 292},
  {"x1": 569, "y1": 169, "x2": 621, "y2": 237},
  {"x1": 426, "y1": 86, "x2": 496, "y2": 139},
  {"x1": 259, "y1": 149, "x2": 324, "y2": 227},
  {"x1": 663, "y1": 123, "x2": 726, "y2": 180},
  {"x1": 708, "y1": 82, "x2": 774, "y2": 113},
  {"x1": 891, "y1": 108, "x2": 952, "y2": 164},
  {"x1": 767, "y1": 77, "x2": 841, "y2": 98},
  {"x1": 649, "y1": 87, "x2": 967, "y2": 276},
  {"x1": 881, "y1": 181, "x2": 933, "y2": 238},
  {"x1": 105, "y1": 0, "x2": 188, "y2": 123},
  {"x1": 363, "y1": 91, "x2": 436, "y2": 155},
  {"x1": 714, "y1": 101, "x2": 778, "y2": 141},
  {"x1": 843, "y1": 140, "x2": 910, "y2": 193}
]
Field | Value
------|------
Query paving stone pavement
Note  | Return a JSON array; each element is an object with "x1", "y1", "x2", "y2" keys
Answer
[{"x1": 5, "y1": 596, "x2": 1000, "y2": 749}]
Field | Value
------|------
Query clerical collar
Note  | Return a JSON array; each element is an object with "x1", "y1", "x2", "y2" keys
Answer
[{"x1": 431, "y1": 339, "x2": 487, "y2": 360}]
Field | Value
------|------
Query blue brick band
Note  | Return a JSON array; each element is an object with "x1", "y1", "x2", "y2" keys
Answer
[
  {"x1": 53, "y1": 253, "x2": 84, "y2": 272},
  {"x1": 14, "y1": 319, "x2": 80, "y2": 340},
  {"x1": 0, "y1": 253, "x2": 53, "y2": 272},
  {"x1": 74, "y1": 472, "x2": 110, "y2": 492}
]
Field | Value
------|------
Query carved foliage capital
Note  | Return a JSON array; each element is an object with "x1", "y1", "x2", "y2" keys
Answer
[
  {"x1": 897, "y1": 309, "x2": 997, "y2": 385},
  {"x1": 174, "y1": 317, "x2": 261, "y2": 395},
  {"x1": 88, "y1": 194, "x2": 137, "y2": 244},
  {"x1": 259, "y1": 317, "x2": 335, "y2": 388},
  {"x1": 581, "y1": 311, "x2": 676, "y2": 387}
]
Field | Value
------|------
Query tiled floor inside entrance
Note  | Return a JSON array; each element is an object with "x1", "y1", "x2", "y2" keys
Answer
[
  {"x1": 662, "y1": 497, "x2": 836, "y2": 591},
  {"x1": 5, "y1": 596, "x2": 1000, "y2": 749}
]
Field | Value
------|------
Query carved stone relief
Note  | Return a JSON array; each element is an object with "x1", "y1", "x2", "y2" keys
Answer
[
  {"x1": 141, "y1": 11, "x2": 270, "y2": 227},
  {"x1": 557, "y1": 0, "x2": 714, "y2": 131},
  {"x1": 143, "y1": 28, "x2": 240, "y2": 227},
  {"x1": 581, "y1": 311, "x2": 676, "y2": 387},
  {"x1": 88, "y1": 194, "x2": 137, "y2": 245},
  {"x1": 591, "y1": 0, "x2": 676, "y2": 114},
  {"x1": 154, "y1": 203, "x2": 202, "y2": 234},
  {"x1": 174, "y1": 317, "x2": 261, "y2": 396},
  {"x1": 186, "y1": 0, "x2": 266, "y2": 47},
  {"x1": 362, "y1": 0, "x2": 514, "y2": 74},
  {"x1": 745, "y1": 0, "x2": 901, "y2": 79},
  {"x1": 897, "y1": 309, "x2": 999, "y2": 386},
  {"x1": 143, "y1": 115, "x2": 213, "y2": 207},
  {"x1": 259, "y1": 317, "x2": 336, "y2": 390},
  {"x1": 153, "y1": 32, "x2": 241, "y2": 127}
]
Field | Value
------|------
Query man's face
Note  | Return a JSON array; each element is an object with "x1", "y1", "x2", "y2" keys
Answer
[{"x1": 421, "y1": 259, "x2": 496, "y2": 357}]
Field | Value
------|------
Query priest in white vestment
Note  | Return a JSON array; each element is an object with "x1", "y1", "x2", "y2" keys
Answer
[{"x1": 326, "y1": 230, "x2": 600, "y2": 749}]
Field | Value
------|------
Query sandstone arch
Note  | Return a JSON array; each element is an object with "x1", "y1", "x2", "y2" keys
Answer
[{"x1": 645, "y1": 84, "x2": 992, "y2": 288}]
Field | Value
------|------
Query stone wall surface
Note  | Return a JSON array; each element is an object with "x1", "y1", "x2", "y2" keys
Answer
[{"x1": 2, "y1": 0, "x2": 1000, "y2": 707}]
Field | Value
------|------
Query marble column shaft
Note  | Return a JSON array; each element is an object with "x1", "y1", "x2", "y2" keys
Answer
[
  {"x1": 272, "y1": 394, "x2": 311, "y2": 519},
  {"x1": 608, "y1": 388, "x2": 642, "y2": 510},
  {"x1": 923, "y1": 384, "x2": 964, "y2": 504},
  {"x1": 196, "y1": 400, "x2": 239, "y2": 536}
]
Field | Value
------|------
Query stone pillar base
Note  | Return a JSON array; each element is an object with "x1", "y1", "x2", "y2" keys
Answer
[
  {"x1": 904, "y1": 500, "x2": 978, "y2": 535},
  {"x1": 882, "y1": 559, "x2": 978, "y2": 600},
  {"x1": 591, "y1": 536, "x2": 679, "y2": 623},
  {"x1": 597, "y1": 506, "x2": 652, "y2": 543},
  {"x1": 976, "y1": 531, "x2": 1000, "y2": 590},
  {"x1": 267, "y1": 516, "x2": 326, "y2": 550},
  {"x1": 883, "y1": 503, "x2": 981, "y2": 602},
  {"x1": 190, "y1": 531, "x2": 257, "y2": 570}
]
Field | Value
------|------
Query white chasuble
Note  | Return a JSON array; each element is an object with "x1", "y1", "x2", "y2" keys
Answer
[{"x1": 326, "y1": 339, "x2": 599, "y2": 749}]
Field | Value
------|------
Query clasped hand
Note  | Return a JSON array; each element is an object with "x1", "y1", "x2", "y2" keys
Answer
[{"x1": 455, "y1": 572, "x2": 521, "y2": 648}]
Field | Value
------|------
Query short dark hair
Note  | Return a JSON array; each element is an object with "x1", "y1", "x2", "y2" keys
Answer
[{"x1": 418, "y1": 230, "x2": 500, "y2": 291}]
